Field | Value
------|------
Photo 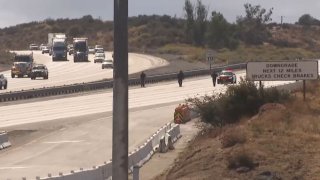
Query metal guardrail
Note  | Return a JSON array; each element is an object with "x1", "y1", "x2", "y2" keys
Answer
[{"x1": 0, "y1": 63, "x2": 247, "y2": 102}]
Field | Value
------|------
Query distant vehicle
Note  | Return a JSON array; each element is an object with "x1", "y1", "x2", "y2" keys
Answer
[
  {"x1": 73, "y1": 38, "x2": 88, "y2": 62},
  {"x1": 47, "y1": 33, "x2": 66, "y2": 56},
  {"x1": 42, "y1": 46, "x2": 50, "y2": 54},
  {"x1": 0, "y1": 74, "x2": 7, "y2": 90},
  {"x1": 29, "y1": 44, "x2": 39, "y2": 50},
  {"x1": 31, "y1": 64, "x2": 48, "y2": 80},
  {"x1": 11, "y1": 54, "x2": 34, "y2": 78},
  {"x1": 88, "y1": 47, "x2": 95, "y2": 54},
  {"x1": 39, "y1": 44, "x2": 47, "y2": 50},
  {"x1": 217, "y1": 70, "x2": 237, "y2": 84},
  {"x1": 94, "y1": 52, "x2": 105, "y2": 63},
  {"x1": 67, "y1": 44, "x2": 74, "y2": 55},
  {"x1": 95, "y1": 48, "x2": 104, "y2": 53},
  {"x1": 52, "y1": 37, "x2": 67, "y2": 61},
  {"x1": 94, "y1": 45, "x2": 103, "y2": 53},
  {"x1": 102, "y1": 59, "x2": 113, "y2": 69}
]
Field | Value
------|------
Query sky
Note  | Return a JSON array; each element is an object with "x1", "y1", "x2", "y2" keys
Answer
[{"x1": 0, "y1": 0, "x2": 319, "y2": 28}]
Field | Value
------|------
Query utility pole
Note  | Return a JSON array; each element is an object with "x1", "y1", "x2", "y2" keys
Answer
[{"x1": 113, "y1": 0, "x2": 128, "y2": 179}]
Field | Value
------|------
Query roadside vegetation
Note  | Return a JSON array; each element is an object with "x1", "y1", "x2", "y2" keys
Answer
[
  {"x1": 1, "y1": 1, "x2": 320, "y2": 66},
  {"x1": 156, "y1": 80, "x2": 320, "y2": 179}
]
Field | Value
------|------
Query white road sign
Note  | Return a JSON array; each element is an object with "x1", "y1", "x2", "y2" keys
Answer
[
  {"x1": 206, "y1": 51, "x2": 214, "y2": 62},
  {"x1": 247, "y1": 61, "x2": 319, "y2": 81}
]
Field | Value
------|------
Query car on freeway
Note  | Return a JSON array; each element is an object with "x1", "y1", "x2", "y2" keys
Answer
[
  {"x1": 42, "y1": 46, "x2": 50, "y2": 54},
  {"x1": 29, "y1": 44, "x2": 39, "y2": 50},
  {"x1": 94, "y1": 45, "x2": 104, "y2": 53},
  {"x1": 68, "y1": 44, "x2": 74, "y2": 55},
  {"x1": 0, "y1": 74, "x2": 7, "y2": 90},
  {"x1": 94, "y1": 52, "x2": 105, "y2": 63},
  {"x1": 30, "y1": 64, "x2": 49, "y2": 80},
  {"x1": 88, "y1": 46, "x2": 95, "y2": 54},
  {"x1": 39, "y1": 44, "x2": 46, "y2": 50},
  {"x1": 217, "y1": 70, "x2": 237, "y2": 84},
  {"x1": 102, "y1": 59, "x2": 113, "y2": 69}
]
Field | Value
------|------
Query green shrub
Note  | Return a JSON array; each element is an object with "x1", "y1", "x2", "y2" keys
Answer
[{"x1": 187, "y1": 78, "x2": 291, "y2": 126}]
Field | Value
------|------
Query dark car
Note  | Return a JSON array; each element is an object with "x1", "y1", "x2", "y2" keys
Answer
[
  {"x1": 31, "y1": 64, "x2": 48, "y2": 80},
  {"x1": 217, "y1": 70, "x2": 236, "y2": 84},
  {"x1": 0, "y1": 74, "x2": 7, "y2": 90}
]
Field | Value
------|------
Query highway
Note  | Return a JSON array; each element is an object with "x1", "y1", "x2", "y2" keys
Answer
[
  {"x1": 0, "y1": 70, "x2": 295, "y2": 179},
  {"x1": 0, "y1": 51, "x2": 168, "y2": 92}
]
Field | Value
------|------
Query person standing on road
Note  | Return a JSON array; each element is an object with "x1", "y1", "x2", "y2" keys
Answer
[
  {"x1": 211, "y1": 71, "x2": 218, "y2": 87},
  {"x1": 140, "y1": 71, "x2": 146, "y2": 87},
  {"x1": 177, "y1": 70, "x2": 184, "y2": 87}
]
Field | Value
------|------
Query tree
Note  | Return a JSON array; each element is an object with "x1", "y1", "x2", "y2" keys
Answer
[
  {"x1": 298, "y1": 14, "x2": 320, "y2": 26},
  {"x1": 183, "y1": 0, "x2": 208, "y2": 46},
  {"x1": 237, "y1": 3, "x2": 273, "y2": 45},
  {"x1": 184, "y1": 0, "x2": 194, "y2": 43},
  {"x1": 207, "y1": 11, "x2": 239, "y2": 50},
  {"x1": 194, "y1": 0, "x2": 208, "y2": 46}
]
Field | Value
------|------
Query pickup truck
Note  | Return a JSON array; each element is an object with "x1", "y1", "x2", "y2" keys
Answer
[{"x1": 0, "y1": 74, "x2": 7, "y2": 90}]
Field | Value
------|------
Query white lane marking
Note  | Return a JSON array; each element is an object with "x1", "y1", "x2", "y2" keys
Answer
[
  {"x1": 0, "y1": 166, "x2": 30, "y2": 170},
  {"x1": 43, "y1": 140, "x2": 84, "y2": 144}
]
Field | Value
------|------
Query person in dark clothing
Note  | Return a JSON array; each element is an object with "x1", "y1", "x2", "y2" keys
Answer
[
  {"x1": 211, "y1": 71, "x2": 218, "y2": 87},
  {"x1": 140, "y1": 71, "x2": 146, "y2": 87},
  {"x1": 177, "y1": 70, "x2": 184, "y2": 87}
]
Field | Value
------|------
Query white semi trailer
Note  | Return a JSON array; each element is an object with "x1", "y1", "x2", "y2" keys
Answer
[{"x1": 48, "y1": 33, "x2": 67, "y2": 61}]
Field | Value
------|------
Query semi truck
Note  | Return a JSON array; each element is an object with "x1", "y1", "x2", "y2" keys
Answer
[
  {"x1": 73, "y1": 38, "x2": 88, "y2": 62},
  {"x1": 11, "y1": 53, "x2": 34, "y2": 78},
  {"x1": 48, "y1": 33, "x2": 67, "y2": 61}
]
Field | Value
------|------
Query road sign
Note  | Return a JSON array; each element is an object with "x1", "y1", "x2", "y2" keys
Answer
[
  {"x1": 246, "y1": 61, "x2": 319, "y2": 81},
  {"x1": 206, "y1": 51, "x2": 214, "y2": 62}
]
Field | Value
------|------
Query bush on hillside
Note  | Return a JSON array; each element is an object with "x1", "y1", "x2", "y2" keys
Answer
[
  {"x1": 187, "y1": 78, "x2": 291, "y2": 126},
  {"x1": 0, "y1": 50, "x2": 14, "y2": 65}
]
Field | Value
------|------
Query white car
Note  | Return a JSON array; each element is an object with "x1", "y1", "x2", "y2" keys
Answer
[
  {"x1": 94, "y1": 52, "x2": 105, "y2": 63},
  {"x1": 89, "y1": 47, "x2": 95, "y2": 54},
  {"x1": 95, "y1": 45, "x2": 103, "y2": 53},
  {"x1": 95, "y1": 48, "x2": 104, "y2": 53},
  {"x1": 102, "y1": 59, "x2": 113, "y2": 69}
]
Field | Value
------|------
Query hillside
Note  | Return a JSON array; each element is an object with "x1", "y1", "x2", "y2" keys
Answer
[
  {"x1": 156, "y1": 81, "x2": 320, "y2": 180},
  {"x1": 1, "y1": 15, "x2": 320, "y2": 66}
]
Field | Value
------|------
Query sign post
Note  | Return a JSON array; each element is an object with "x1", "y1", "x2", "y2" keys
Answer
[
  {"x1": 247, "y1": 61, "x2": 319, "y2": 101},
  {"x1": 113, "y1": 0, "x2": 128, "y2": 179},
  {"x1": 206, "y1": 51, "x2": 214, "y2": 71}
]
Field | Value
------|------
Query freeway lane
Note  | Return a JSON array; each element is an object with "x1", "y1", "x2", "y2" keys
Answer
[
  {"x1": 0, "y1": 105, "x2": 177, "y2": 179},
  {"x1": 0, "y1": 51, "x2": 168, "y2": 92},
  {"x1": 0, "y1": 71, "x2": 296, "y2": 179},
  {"x1": 0, "y1": 70, "x2": 295, "y2": 128}
]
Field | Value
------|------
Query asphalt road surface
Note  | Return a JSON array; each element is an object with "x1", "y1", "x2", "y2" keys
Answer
[
  {"x1": 0, "y1": 51, "x2": 168, "y2": 93},
  {"x1": 0, "y1": 70, "x2": 296, "y2": 179}
]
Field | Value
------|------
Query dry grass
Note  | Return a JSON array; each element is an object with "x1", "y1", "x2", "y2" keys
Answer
[
  {"x1": 157, "y1": 80, "x2": 320, "y2": 180},
  {"x1": 220, "y1": 127, "x2": 247, "y2": 148},
  {"x1": 227, "y1": 149, "x2": 255, "y2": 170}
]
